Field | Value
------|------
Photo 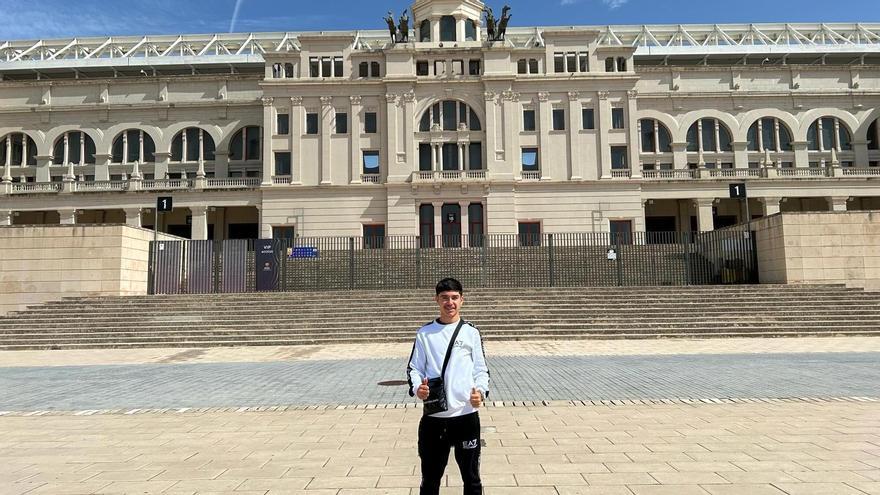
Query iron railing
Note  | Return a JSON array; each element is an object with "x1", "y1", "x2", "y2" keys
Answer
[{"x1": 149, "y1": 229, "x2": 758, "y2": 294}]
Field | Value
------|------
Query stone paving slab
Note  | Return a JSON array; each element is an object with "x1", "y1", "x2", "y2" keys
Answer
[
  {"x1": 2, "y1": 352, "x2": 880, "y2": 412},
  {"x1": 2, "y1": 337, "x2": 879, "y2": 368},
  {"x1": 1, "y1": 402, "x2": 878, "y2": 494}
]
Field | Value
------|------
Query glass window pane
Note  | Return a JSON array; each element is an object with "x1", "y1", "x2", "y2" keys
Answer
[
  {"x1": 203, "y1": 133, "x2": 215, "y2": 161},
  {"x1": 579, "y1": 53, "x2": 588, "y2": 72},
  {"x1": 309, "y1": 57, "x2": 319, "y2": 77},
  {"x1": 440, "y1": 16, "x2": 456, "y2": 41},
  {"x1": 465, "y1": 20, "x2": 476, "y2": 41},
  {"x1": 442, "y1": 143, "x2": 459, "y2": 170},
  {"x1": 306, "y1": 114, "x2": 319, "y2": 134},
  {"x1": 658, "y1": 126, "x2": 671, "y2": 152},
  {"x1": 686, "y1": 124, "x2": 699, "y2": 152},
  {"x1": 277, "y1": 114, "x2": 290, "y2": 135},
  {"x1": 171, "y1": 134, "x2": 183, "y2": 161},
  {"x1": 523, "y1": 110, "x2": 535, "y2": 131},
  {"x1": 371, "y1": 62, "x2": 380, "y2": 77},
  {"x1": 420, "y1": 20, "x2": 431, "y2": 42},
  {"x1": 611, "y1": 146, "x2": 628, "y2": 169},
  {"x1": 419, "y1": 143, "x2": 432, "y2": 171},
  {"x1": 230, "y1": 131, "x2": 243, "y2": 161},
  {"x1": 365, "y1": 112, "x2": 377, "y2": 133},
  {"x1": 442, "y1": 100, "x2": 457, "y2": 130},
  {"x1": 359, "y1": 62, "x2": 368, "y2": 77},
  {"x1": 529, "y1": 59, "x2": 538, "y2": 73},
  {"x1": 582, "y1": 108, "x2": 594, "y2": 130},
  {"x1": 112, "y1": 136, "x2": 124, "y2": 163},
  {"x1": 362, "y1": 151, "x2": 379, "y2": 174},
  {"x1": 718, "y1": 125, "x2": 732, "y2": 152},
  {"x1": 419, "y1": 112, "x2": 431, "y2": 132},
  {"x1": 469, "y1": 109, "x2": 481, "y2": 130},
  {"x1": 336, "y1": 113, "x2": 348, "y2": 134},
  {"x1": 761, "y1": 118, "x2": 775, "y2": 151},
  {"x1": 246, "y1": 127, "x2": 260, "y2": 160},
  {"x1": 321, "y1": 57, "x2": 331, "y2": 77},
  {"x1": 640, "y1": 120, "x2": 655, "y2": 153},
  {"x1": 554, "y1": 53, "x2": 564, "y2": 73},
  {"x1": 53, "y1": 139, "x2": 64, "y2": 164},
  {"x1": 144, "y1": 135, "x2": 155, "y2": 162},
  {"x1": 566, "y1": 53, "x2": 576, "y2": 72},
  {"x1": 468, "y1": 142, "x2": 482, "y2": 170},
  {"x1": 612, "y1": 108, "x2": 625, "y2": 129},
  {"x1": 807, "y1": 122, "x2": 819, "y2": 150},
  {"x1": 521, "y1": 148, "x2": 538, "y2": 171},
  {"x1": 517, "y1": 59, "x2": 527, "y2": 74},
  {"x1": 701, "y1": 119, "x2": 716, "y2": 152},
  {"x1": 185, "y1": 128, "x2": 199, "y2": 161},
  {"x1": 838, "y1": 125, "x2": 852, "y2": 151},
  {"x1": 274, "y1": 152, "x2": 291, "y2": 176},
  {"x1": 821, "y1": 118, "x2": 835, "y2": 150},
  {"x1": 552, "y1": 109, "x2": 565, "y2": 131},
  {"x1": 747, "y1": 123, "x2": 759, "y2": 151}
]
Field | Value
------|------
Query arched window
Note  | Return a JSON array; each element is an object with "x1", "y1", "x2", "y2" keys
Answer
[
  {"x1": 419, "y1": 101, "x2": 481, "y2": 132},
  {"x1": 465, "y1": 20, "x2": 477, "y2": 41},
  {"x1": 419, "y1": 19, "x2": 431, "y2": 42},
  {"x1": 686, "y1": 118, "x2": 733, "y2": 153},
  {"x1": 171, "y1": 128, "x2": 215, "y2": 162},
  {"x1": 53, "y1": 131, "x2": 97, "y2": 165},
  {"x1": 111, "y1": 129, "x2": 156, "y2": 164},
  {"x1": 638, "y1": 119, "x2": 672, "y2": 153},
  {"x1": 229, "y1": 126, "x2": 261, "y2": 161},
  {"x1": 440, "y1": 16, "x2": 456, "y2": 42},
  {"x1": 869, "y1": 119, "x2": 879, "y2": 150},
  {"x1": 808, "y1": 117, "x2": 852, "y2": 151},
  {"x1": 0, "y1": 133, "x2": 37, "y2": 167},
  {"x1": 747, "y1": 117, "x2": 793, "y2": 152}
]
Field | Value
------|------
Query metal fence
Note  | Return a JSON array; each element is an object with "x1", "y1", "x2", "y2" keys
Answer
[{"x1": 148, "y1": 229, "x2": 758, "y2": 294}]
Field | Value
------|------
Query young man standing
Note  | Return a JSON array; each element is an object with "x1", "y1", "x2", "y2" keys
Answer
[{"x1": 407, "y1": 278, "x2": 490, "y2": 495}]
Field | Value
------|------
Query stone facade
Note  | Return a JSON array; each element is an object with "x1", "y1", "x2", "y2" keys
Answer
[
  {"x1": 754, "y1": 211, "x2": 880, "y2": 291},
  {"x1": 0, "y1": 0, "x2": 879, "y2": 243},
  {"x1": 0, "y1": 225, "x2": 179, "y2": 315}
]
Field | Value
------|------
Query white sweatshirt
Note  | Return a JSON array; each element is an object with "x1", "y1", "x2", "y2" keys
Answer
[{"x1": 407, "y1": 318, "x2": 491, "y2": 418}]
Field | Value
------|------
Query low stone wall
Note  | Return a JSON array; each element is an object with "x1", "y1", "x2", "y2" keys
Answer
[
  {"x1": 753, "y1": 211, "x2": 880, "y2": 291},
  {"x1": 0, "y1": 225, "x2": 180, "y2": 316}
]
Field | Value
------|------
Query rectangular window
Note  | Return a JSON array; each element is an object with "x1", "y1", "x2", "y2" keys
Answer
[
  {"x1": 610, "y1": 220, "x2": 633, "y2": 245},
  {"x1": 518, "y1": 222, "x2": 541, "y2": 247},
  {"x1": 359, "y1": 62, "x2": 369, "y2": 78},
  {"x1": 611, "y1": 146, "x2": 628, "y2": 169},
  {"x1": 419, "y1": 204, "x2": 435, "y2": 248},
  {"x1": 306, "y1": 113, "x2": 319, "y2": 135},
  {"x1": 370, "y1": 61, "x2": 380, "y2": 77},
  {"x1": 566, "y1": 52, "x2": 576, "y2": 73},
  {"x1": 416, "y1": 61, "x2": 429, "y2": 76},
  {"x1": 529, "y1": 58, "x2": 539, "y2": 74},
  {"x1": 274, "y1": 152, "x2": 291, "y2": 176},
  {"x1": 517, "y1": 59, "x2": 527, "y2": 74},
  {"x1": 578, "y1": 53, "x2": 588, "y2": 72},
  {"x1": 363, "y1": 224, "x2": 386, "y2": 249},
  {"x1": 612, "y1": 108, "x2": 625, "y2": 129},
  {"x1": 452, "y1": 59, "x2": 464, "y2": 75},
  {"x1": 309, "y1": 57, "x2": 319, "y2": 77},
  {"x1": 554, "y1": 53, "x2": 564, "y2": 73},
  {"x1": 521, "y1": 148, "x2": 539, "y2": 171},
  {"x1": 468, "y1": 142, "x2": 482, "y2": 170},
  {"x1": 277, "y1": 114, "x2": 290, "y2": 135},
  {"x1": 582, "y1": 108, "x2": 595, "y2": 130},
  {"x1": 617, "y1": 57, "x2": 627, "y2": 72},
  {"x1": 419, "y1": 143, "x2": 432, "y2": 172},
  {"x1": 523, "y1": 109, "x2": 536, "y2": 131},
  {"x1": 468, "y1": 203, "x2": 484, "y2": 247},
  {"x1": 469, "y1": 59, "x2": 481, "y2": 75},
  {"x1": 605, "y1": 57, "x2": 615, "y2": 72},
  {"x1": 320, "y1": 57, "x2": 331, "y2": 77},
  {"x1": 273, "y1": 226, "x2": 296, "y2": 241},
  {"x1": 552, "y1": 109, "x2": 566, "y2": 131},
  {"x1": 434, "y1": 60, "x2": 446, "y2": 76},
  {"x1": 362, "y1": 150, "x2": 380, "y2": 175},
  {"x1": 364, "y1": 112, "x2": 377, "y2": 134},
  {"x1": 335, "y1": 113, "x2": 348, "y2": 134}
]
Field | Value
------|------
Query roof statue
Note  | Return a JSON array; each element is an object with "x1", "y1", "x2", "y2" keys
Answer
[
  {"x1": 384, "y1": 11, "x2": 397, "y2": 43},
  {"x1": 483, "y1": 6, "x2": 496, "y2": 41},
  {"x1": 496, "y1": 5, "x2": 511, "y2": 41},
  {"x1": 398, "y1": 10, "x2": 410, "y2": 42}
]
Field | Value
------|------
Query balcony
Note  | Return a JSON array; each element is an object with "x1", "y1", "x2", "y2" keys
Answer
[
  {"x1": 411, "y1": 170, "x2": 487, "y2": 183},
  {"x1": 9, "y1": 183, "x2": 62, "y2": 194},
  {"x1": 361, "y1": 174, "x2": 381, "y2": 184},
  {"x1": 519, "y1": 171, "x2": 541, "y2": 181},
  {"x1": 141, "y1": 179, "x2": 194, "y2": 190},
  {"x1": 643, "y1": 170, "x2": 698, "y2": 180},
  {"x1": 74, "y1": 181, "x2": 128, "y2": 192},
  {"x1": 611, "y1": 169, "x2": 632, "y2": 179}
]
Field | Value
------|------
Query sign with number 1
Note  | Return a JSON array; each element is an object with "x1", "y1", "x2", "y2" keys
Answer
[
  {"x1": 157, "y1": 196, "x2": 173, "y2": 212},
  {"x1": 729, "y1": 183, "x2": 747, "y2": 199}
]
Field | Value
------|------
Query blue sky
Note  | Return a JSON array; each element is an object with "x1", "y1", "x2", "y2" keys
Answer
[{"x1": 1, "y1": 0, "x2": 879, "y2": 41}]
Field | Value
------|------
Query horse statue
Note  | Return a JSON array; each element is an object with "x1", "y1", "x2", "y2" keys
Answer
[
  {"x1": 384, "y1": 11, "x2": 397, "y2": 43},
  {"x1": 497, "y1": 5, "x2": 512, "y2": 40},
  {"x1": 398, "y1": 10, "x2": 410, "y2": 42},
  {"x1": 483, "y1": 6, "x2": 496, "y2": 41}
]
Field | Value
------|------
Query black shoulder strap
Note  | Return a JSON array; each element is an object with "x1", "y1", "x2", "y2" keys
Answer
[{"x1": 440, "y1": 319, "x2": 466, "y2": 380}]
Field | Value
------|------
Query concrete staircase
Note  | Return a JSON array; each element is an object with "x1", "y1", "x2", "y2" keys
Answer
[{"x1": 0, "y1": 285, "x2": 878, "y2": 350}]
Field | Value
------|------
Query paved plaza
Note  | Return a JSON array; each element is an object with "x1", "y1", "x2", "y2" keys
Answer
[{"x1": 1, "y1": 338, "x2": 879, "y2": 494}]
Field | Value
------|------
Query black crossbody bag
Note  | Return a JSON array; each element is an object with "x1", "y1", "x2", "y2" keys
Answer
[{"x1": 423, "y1": 319, "x2": 466, "y2": 416}]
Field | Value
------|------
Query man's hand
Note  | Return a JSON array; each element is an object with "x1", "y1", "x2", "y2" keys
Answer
[
  {"x1": 416, "y1": 377, "x2": 429, "y2": 400},
  {"x1": 470, "y1": 387, "x2": 483, "y2": 408}
]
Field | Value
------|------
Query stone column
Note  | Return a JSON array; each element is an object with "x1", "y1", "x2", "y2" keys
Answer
[
  {"x1": 257, "y1": 205, "x2": 271, "y2": 239},
  {"x1": 190, "y1": 205, "x2": 209, "y2": 240},
  {"x1": 432, "y1": 201, "x2": 443, "y2": 246},
  {"x1": 457, "y1": 143, "x2": 465, "y2": 171},
  {"x1": 350, "y1": 95, "x2": 362, "y2": 184},
  {"x1": 261, "y1": 96, "x2": 275, "y2": 185},
  {"x1": 694, "y1": 198, "x2": 714, "y2": 232},
  {"x1": 320, "y1": 96, "x2": 333, "y2": 184},
  {"x1": 35, "y1": 155, "x2": 52, "y2": 182},
  {"x1": 792, "y1": 141, "x2": 809, "y2": 168},
  {"x1": 567, "y1": 91, "x2": 582, "y2": 180},
  {"x1": 455, "y1": 15, "x2": 466, "y2": 42},
  {"x1": 154, "y1": 152, "x2": 171, "y2": 180},
  {"x1": 124, "y1": 208, "x2": 142, "y2": 228},
  {"x1": 537, "y1": 92, "x2": 551, "y2": 179},
  {"x1": 501, "y1": 91, "x2": 519, "y2": 178},
  {"x1": 94, "y1": 153, "x2": 111, "y2": 181},
  {"x1": 829, "y1": 196, "x2": 849, "y2": 212},
  {"x1": 58, "y1": 209, "x2": 77, "y2": 225},
  {"x1": 761, "y1": 197, "x2": 782, "y2": 216},
  {"x1": 431, "y1": 15, "x2": 441, "y2": 42},
  {"x1": 459, "y1": 200, "x2": 470, "y2": 247},
  {"x1": 626, "y1": 90, "x2": 641, "y2": 178},
  {"x1": 596, "y1": 92, "x2": 612, "y2": 179},
  {"x1": 402, "y1": 91, "x2": 415, "y2": 178},
  {"x1": 678, "y1": 199, "x2": 692, "y2": 233},
  {"x1": 0, "y1": 210, "x2": 12, "y2": 226},
  {"x1": 290, "y1": 96, "x2": 303, "y2": 184},
  {"x1": 213, "y1": 151, "x2": 229, "y2": 179}
]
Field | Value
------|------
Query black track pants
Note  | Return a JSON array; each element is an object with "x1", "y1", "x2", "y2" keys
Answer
[{"x1": 418, "y1": 411, "x2": 482, "y2": 495}]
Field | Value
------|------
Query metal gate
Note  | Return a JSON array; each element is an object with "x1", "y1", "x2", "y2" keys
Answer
[{"x1": 148, "y1": 229, "x2": 759, "y2": 294}]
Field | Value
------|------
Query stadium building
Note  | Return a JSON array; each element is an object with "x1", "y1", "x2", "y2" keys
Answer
[{"x1": 1, "y1": 0, "x2": 879, "y2": 244}]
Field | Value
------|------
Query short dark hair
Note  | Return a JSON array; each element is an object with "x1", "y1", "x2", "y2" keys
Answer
[{"x1": 435, "y1": 277, "x2": 463, "y2": 295}]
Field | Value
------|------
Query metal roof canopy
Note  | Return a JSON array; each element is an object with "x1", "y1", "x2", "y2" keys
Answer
[{"x1": 1, "y1": 23, "x2": 879, "y2": 73}]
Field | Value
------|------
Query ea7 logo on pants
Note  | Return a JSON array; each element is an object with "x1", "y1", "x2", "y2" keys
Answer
[{"x1": 462, "y1": 439, "x2": 479, "y2": 450}]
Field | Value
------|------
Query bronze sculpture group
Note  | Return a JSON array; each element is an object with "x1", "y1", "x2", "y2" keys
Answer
[
  {"x1": 382, "y1": 4, "x2": 510, "y2": 44},
  {"x1": 384, "y1": 10, "x2": 410, "y2": 43}
]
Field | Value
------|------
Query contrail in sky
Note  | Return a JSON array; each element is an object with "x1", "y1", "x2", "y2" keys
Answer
[{"x1": 229, "y1": 0, "x2": 244, "y2": 32}]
